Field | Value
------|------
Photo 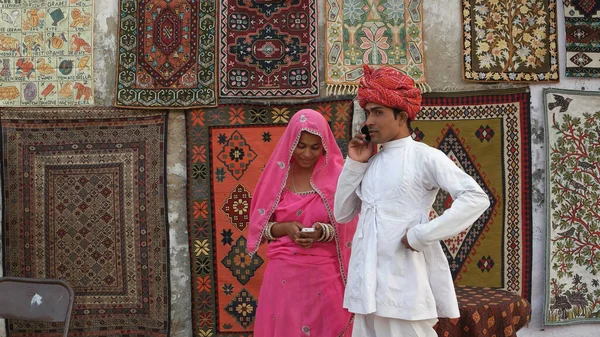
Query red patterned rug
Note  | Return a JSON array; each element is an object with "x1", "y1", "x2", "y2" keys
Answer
[
  {"x1": 1, "y1": 109, "x2": 170, "y2": 337},
  {"x1": 115, "y1": 0, "x2": 217, "y2": 107},
  {"x1": 219, "y1": 0, "x2": 318, "y2": 97},
  {"x1": 416, "y1": 89, "x2": 532, "y2": 300},
  {"x1": 186, "y1": 97, "x2": 354, "y2": 336}
]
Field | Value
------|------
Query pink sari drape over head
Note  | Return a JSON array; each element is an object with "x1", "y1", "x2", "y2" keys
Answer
[{"x1": 247, "y1": 108, "x2": 357, "y2": 283}]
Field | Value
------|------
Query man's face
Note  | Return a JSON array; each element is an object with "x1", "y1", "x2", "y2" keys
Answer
[{"x1": 363, "y1": 103, "x2": 405, "y2": 144}]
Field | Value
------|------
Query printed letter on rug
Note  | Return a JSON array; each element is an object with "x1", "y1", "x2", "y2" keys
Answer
[
  {"x1": 115, "y1": 0, "x2": 217, "y2": 107},
  {"x1": 544, "y1": 89, "x2": 600, "y2": 324},
  {"x1": 462, "y1": 0, "x2": 559, "y2": 82},
  {"x1": 0, "y1": 0, "x2": 94, "y2": 106},
  {"x1": 564, "y1": 0, "x2": 600, "y2": 77},
  {"x1": 186, "y1": 97, "x2": 354, "y2": 336},
  {"x1": 324, "y1": 0, "x2": 429, "y2": 94},
  {"x1": 219, "y1": 0, "x2": 318, "y2": 97},
  {"x1": 415, "y1": 89, "x2": 532, "y2": 300},
  {"x1": 1, "y1": 109, "x2": 170, "y2": 337}
]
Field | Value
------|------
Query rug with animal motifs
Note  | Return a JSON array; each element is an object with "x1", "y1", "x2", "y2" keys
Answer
[
  {"x1": 115, "y1": 0, "x2": 217, "y2": 108},
  {"x1": 415, "y1": 88, "x2": 532, "y2": 301},
  {"x1": 0, "y1": 0, "x2": 93, "y2": 106},
  {"x1": 186, "y1": 96, "x2": 354, "y2": 336},
  {"x1": 0, "y1": 108, "x2": 169, "y2": 337},
  {"x1": 544, "y1": 88, "x2": 600, "y2": 324}
]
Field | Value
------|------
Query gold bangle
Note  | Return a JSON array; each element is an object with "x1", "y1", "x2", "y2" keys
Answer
[
  {"x1": 316, "y1": 222, "x2": 334, "y2": 242},
  {"x1": 326, "y1": 223, "x2": 335, "y2": 242},
  {"x1": 264, "y1": 222, "x2": 277, "y2": 241},
  {"x1": 315, "y1": 222, "x2": 324, "y2": 242}
]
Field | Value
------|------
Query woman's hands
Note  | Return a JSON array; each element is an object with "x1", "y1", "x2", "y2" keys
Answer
[{"x1": 270, "y1": 221, "x2": 324, "y2": 248}]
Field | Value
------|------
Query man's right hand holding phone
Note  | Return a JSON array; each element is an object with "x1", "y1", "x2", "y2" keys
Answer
[{"x1": 348, "y1": 124, "x2": 375, "y2": 163}]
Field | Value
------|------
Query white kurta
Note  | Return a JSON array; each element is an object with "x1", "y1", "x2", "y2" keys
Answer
[{"x1": 334, "y1": 136, "x2": 490, "y2": 320}]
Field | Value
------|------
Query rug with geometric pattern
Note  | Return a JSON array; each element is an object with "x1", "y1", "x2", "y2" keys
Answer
[
  {"x1": 186, "y1": 96, "x2": 354, "y2": 336},
  {"x1": 1, "y1": 108, "x2": 170, "y2": 337},
  {"x1": 564, "y1": 0, "x2": 600, "y2": 77},
  {"x1": 415, "y1": 88, "x2": 532, "y2": 301},
  {"x1": 115, "y1": 0, "x2": 217, "y2": 107},
  {"x1": 219, "y1": 0, "x2": 318, "y2": 97}
]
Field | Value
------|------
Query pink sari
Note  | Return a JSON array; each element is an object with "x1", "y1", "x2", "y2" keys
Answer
[{"x1": 248, "y1": 109, "x2": 357, "y2": 337}]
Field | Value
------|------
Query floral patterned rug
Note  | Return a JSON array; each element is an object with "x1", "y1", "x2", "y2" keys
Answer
[
  {"x1": 544, "y1": 89, "x2": 600, "y2": 324},
  {"x1": 324, "y1": 0, "x2": 428, "y2": 93},
  {"x1": 462, "y1": 0, "x2": 559, "y2": 82}
]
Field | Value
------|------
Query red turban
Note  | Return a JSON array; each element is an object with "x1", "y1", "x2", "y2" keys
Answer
[{"x1": 357, "y1": 64, "x2": 422, "y2": 120}]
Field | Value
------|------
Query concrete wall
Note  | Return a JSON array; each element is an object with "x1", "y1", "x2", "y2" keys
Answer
[{"x1": 1, "y1": 0, "x2": 599, "y2": 336}]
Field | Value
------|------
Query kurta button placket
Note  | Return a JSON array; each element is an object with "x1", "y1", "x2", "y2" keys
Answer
[{"x1": 361, "y1": 200, "x2": 379, "y2": 313}]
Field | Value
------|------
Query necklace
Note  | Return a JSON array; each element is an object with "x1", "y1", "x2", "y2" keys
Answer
[{"x1": 291, "y1": 165, "x2": 298, "y2": 192}]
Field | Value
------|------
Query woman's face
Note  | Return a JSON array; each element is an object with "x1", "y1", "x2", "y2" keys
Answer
[{"x1": 292, "y1": 131, "x2": 323, "y2": 169}]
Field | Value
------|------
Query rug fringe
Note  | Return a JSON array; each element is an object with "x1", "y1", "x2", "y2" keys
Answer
[
  {"x1": 326, "y1": 84, "x2": 359, "y2": 96},
  {"x1": 417, "y1": 82, "x2": 432, "y2": 93},
  {"x1": 217, "y1": 94, "x2": 355, "y2": 106},
  {"x1": 328, "y1": 83, "x2": 430, "y2": 94}
]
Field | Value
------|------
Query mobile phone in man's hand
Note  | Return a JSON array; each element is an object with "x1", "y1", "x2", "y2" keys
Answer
[{"x1": 361, "y1": 125, "x2": 371, "y2": 142}]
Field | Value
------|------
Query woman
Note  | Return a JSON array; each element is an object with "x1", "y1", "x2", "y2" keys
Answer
[{"x1": 247, "y1": 109, "x2": 357, "y2": 337}]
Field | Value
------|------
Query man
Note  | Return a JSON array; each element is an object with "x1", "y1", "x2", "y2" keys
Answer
[{"x1": 334, "y1": 65, "x2": 490, "y2": 337}]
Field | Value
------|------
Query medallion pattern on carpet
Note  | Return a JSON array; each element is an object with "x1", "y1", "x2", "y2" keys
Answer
[
  {"x1": 0, "y1": 108, "x2": 170, "y2": 337},
  {"x1": 115, "y1": 0, "x2": 216, "y2": 107},
  {"x1": 219, "y1": 0, "x2": 318, "y2": 97},
  {"x1": 430, "y1": 126, "x2": 497, "y2": 279}
]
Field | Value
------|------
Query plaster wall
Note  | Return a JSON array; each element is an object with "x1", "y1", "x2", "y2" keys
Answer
[{"x1": 1, "y1": 0, "x2": 599, "y2": 336}]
